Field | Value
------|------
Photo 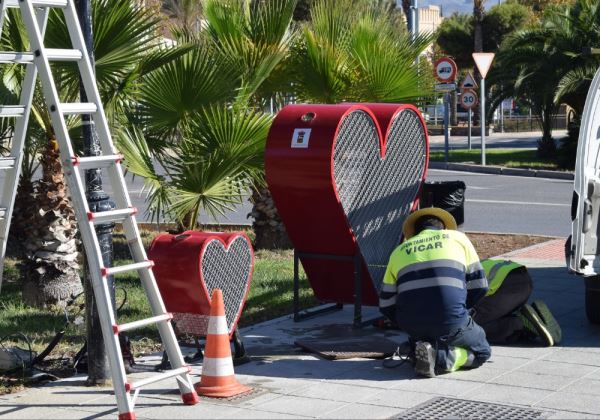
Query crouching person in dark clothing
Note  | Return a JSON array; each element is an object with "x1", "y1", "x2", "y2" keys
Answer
[{"x1": 379, "y1": 208, "x2": 491, "y2": 377}]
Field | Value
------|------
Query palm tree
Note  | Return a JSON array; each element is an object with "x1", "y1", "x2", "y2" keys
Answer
[
  {"x1": 489, "y1": 0, "x2": 600, "y2": 159},
  {"x1": 162, "y1": 0, "x2": 203, "y2": 33},
  {"x1": 1, "y1": 0, "x2": 170, "y2": 307},
  {"x1": 473, "y1": 0, "x2": 485, "y2": 54},
  {"x1": 248, "y1": 0, "x2": 433, "y2": 249},
  {"x1": 118, "y1": 0, "x2": 298, "y2": 233},
  {"x1": 290, "y1": 0, "x2": 431, "y2": 104}
]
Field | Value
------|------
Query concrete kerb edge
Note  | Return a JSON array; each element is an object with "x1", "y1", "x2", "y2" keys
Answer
[{"x1": 429, "y1": 161, "x2": 573, "y2": 180}]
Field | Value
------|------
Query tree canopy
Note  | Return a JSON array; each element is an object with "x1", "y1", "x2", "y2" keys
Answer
[{"x1": 436, "y1": 1, "x2": 531, "y2": 68}]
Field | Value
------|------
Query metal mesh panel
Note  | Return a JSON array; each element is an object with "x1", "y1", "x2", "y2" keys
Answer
[
  {"x1": 333, "y1": 109, "x2": 426, "y2": 292},
  {"x1": 396, "y1": 397, "x2": 551, "y2": 419},
  {"x1": 171, "y1": 236, "x2": 252, "y2": 337},
  {"x1": 201, "y1": 236, "x2": 252, "y2": 334}
]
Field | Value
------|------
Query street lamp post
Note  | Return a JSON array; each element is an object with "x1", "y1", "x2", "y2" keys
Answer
[{"x1": 76, "y1": 0, "x2": 116, "y2": 385}]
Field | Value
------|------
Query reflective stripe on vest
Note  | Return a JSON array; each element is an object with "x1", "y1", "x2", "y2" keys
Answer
[{"x1": 481, "y1": 259, "x2": 523, "y2": 296}]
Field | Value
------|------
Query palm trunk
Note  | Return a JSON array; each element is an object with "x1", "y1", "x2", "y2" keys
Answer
[
  {"x1": 8, "y1": 174, "x2": 35, "y2": 258},
  {"x1": 21, "y1": 138, "x2": 82, "y2": 308},
  {"x1": 536, "y1": 105, "x2": 557, "y2": 158},
  {"x1": 250, "y1": 187, "x2": 292, "y2": 250}
]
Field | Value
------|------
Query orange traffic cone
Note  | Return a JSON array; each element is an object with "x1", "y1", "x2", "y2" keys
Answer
[{"x1": 194, "y1": 289, "x2": 252, "y2": 398}]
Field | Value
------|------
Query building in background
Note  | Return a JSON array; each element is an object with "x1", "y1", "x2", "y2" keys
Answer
[{"x1": 418, "y1": 5, "x2": 444, "y2": 35}]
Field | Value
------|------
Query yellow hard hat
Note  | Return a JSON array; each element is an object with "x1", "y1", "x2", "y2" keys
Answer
[{"x1": 402, "y1": 207, "x2": 457, "y2": 239}]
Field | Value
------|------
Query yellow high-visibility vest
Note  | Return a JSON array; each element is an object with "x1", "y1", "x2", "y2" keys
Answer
[{"x1": 482, "y1": 259, "x2": 523, "y2": 296}]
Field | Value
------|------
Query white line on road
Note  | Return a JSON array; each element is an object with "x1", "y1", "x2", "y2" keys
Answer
[{"x1": 467, "y1": 199, "x2": 569, "y2": 207}]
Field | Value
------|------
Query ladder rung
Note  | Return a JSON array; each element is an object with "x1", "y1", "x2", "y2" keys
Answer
[
  {"x1": 47, "y1": 48, "x2": 82, "y2": 61},
  {"x1": 101, "y1": 260, "x2": 154, "y2": 277},
  {"x1": 0, "y1": 157, "x2": 16, "y2": 169},
  {"x1": 125, "y1": 366, "x2": 191, "y2": 392},
  {"x1": 0, "y1": 52, "x2": 34, "y2": 64},
  {"x1": 0, "y1": 49, "x2": 81, "y2": 63},
  {"x1": 58, "y1": 102, "x2": 97, "y2": 115},
  {"x1": 113, "y1": 313, "x2": 173, "y2": 334},
  {"x1": 71, "y1": 154, "x2": 122, "y2": 170},
  {"x1": 0, "y1": 106, "x2": 25, "y2": 117},
  {"x1": 2, "y1": 0, "x2": 68, "y2": 7},
  {"x1": 0, "y1": 208, "x2": 5, "y2": 220},
  {"x1": 87, "y1": 207, "x2": 137, "y2": 224}
]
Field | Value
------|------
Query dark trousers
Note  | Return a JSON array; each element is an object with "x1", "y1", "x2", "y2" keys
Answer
[
  {"x1": 473, "y1": 267, "x2": 532, "y2": 343},
  {"x1": 408, "y1": 317, "x2": 491, "y2": 372}
]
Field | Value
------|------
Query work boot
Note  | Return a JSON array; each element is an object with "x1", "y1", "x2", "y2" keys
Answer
[
  {"x1": 532, "y1": 300, "x2": 562, "y2": 345},
  {"x1": 518, "y1": 304, "x2": 553, "y2": 347},
  {"x1": 414, "y1": 341, "x2": 436, "y2": 378}
]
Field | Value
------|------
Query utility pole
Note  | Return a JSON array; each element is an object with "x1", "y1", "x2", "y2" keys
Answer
[
  {"x1": 444, "y1": 92, "x2": 450, "y2": 163},
  {"x1": 76, "y1": 0, "x2": 117, "y2": 386},
  {"x1": 410, "y1": 0, "x2": 419, "y2": 41}
]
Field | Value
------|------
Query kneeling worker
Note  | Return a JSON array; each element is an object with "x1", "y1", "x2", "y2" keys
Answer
[{"x1": 379, "y1": 207, "x2": 491, "y2": 377}]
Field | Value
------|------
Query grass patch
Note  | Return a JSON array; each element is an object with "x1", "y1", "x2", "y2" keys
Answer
[
  {"x1": 429, "y1": 148, "x2": 559, "y2": 169},
  {"x1": 0, "y1": 242, "x2": 317, "y2": 387}
]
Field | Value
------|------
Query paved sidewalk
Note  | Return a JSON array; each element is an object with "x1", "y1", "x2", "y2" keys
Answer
[{"x1": 3, "y1": 238, "x2": 600, "y2": 419}]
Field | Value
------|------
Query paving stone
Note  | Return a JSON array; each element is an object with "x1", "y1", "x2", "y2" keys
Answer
[
  {"x1": 546, "y1": 409, "x2": 600, "y2": 419},
  {"x1": 560, "y1": 378, "x2": 600, "y2": 396},
  {"x1": 255, "y1": 395, "x2": 346, "y2": 417},
  {"x1": 519, "y1": 360, "x2": 599, "y2": 378},
  {"x1": 484, "y1": 354, "x2": 531, "y2": 371},
  {"x1": 135, "y1": 400, "x2": 232, "y2": 419},
  {"x1": 321, "y1": 402, "x2": 403, "y2": 419},
  {"x1": 468, "y1": 383, "x2": 552, "y2": 406},
  {"x1": 235, "y1": 376, "x2": 313, "y2": 399},
  {"x1": 542, "y1": 348, "x2": 600, "y2": 366},
  {"x1": 489, "y1": 345, "x2": 556, "y2": 359},
  {"x1": 288, "y1": 381, "x2": 382, "y2": 403},
  {"x1": 0, "y1": 405, "x2": 114, "y2": 419},
  {"x1": 446, "y1": 366, "x2": 506, "y2": 383},
  {"x1": 226, "y1": 408, "x2": 313, "y2": 419},
  {"x1": 489, "y1": 370, "x2": 568, "y2": 391},
  {"x1": 326, "y1": 360, "x2": 414, "y2": 388},
  {"x1": 389, "y1": 377, "x2": 482, "y2": 397},
  {"x1": 536, "y1": 391, "x2": 600, "y2": 415},
  {"x1": 361, "y1": 388, "x2": 437, "y2": 408}
]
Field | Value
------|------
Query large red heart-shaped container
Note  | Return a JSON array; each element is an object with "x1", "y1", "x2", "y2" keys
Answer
[
  {"x1": 148, "y1": 231, "x2": 254, "y2": 337},
  {"x1": 265, "y1": 103, "x2": 428, "y2": 305}
]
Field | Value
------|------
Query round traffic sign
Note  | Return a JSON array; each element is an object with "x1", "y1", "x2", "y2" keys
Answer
[
  {"x1": 460, "y1": 89, "x2": 478, "y2": 109},
  {"x1": 434, "y1": 57, "x2": 457, "y2": 82}
]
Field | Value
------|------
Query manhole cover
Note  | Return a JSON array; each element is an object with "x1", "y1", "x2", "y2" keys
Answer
[{"x1": 395, "y1": 397, "x2": 551, "y2": 419}]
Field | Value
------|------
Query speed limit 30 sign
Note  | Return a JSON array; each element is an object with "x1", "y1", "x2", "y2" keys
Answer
[
  {"x1": 434, "y1": 57, "x2": 457, "y2": 83},
  {"x1": 460, "y1": 89, "x2": 478, "y2": 109}
]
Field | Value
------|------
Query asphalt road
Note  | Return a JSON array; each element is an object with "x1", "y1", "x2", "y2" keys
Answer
[
  {"x1": 5, "y1": 130, "x2": 573, "y2": 234},
  {"x1": 426, "y1": 169, "x2": 573, "y2": 238},
  {"x1": 114, "y1": 167, "x2": 573, "y2": 237}
]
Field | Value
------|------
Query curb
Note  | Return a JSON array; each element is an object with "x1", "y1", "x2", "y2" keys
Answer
[{"x1": 429, "y1": 161, "x2": 574, "y2": 180}]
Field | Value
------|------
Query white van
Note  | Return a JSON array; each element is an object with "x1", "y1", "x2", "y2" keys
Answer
[{"x1": 568, "y1": 66, "x2": 600, "y2": 324}]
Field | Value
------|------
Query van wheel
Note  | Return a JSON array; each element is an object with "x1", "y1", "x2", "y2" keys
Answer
[{"x1": 585, "y1": 276, "x2": 600, "y2": 324}]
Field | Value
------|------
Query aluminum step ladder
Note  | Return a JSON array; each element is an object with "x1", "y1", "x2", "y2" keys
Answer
[{"x1": 0, "y1": 1, "x2": 199, "y2": 418}]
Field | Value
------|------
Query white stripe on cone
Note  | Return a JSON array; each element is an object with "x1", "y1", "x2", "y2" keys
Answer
[
  {"x1": 201, "y1": 356, "x2": 235, "y2": 377},
  {"x1": 207, "y1": 315, "x2": 228, "y2": 335}
]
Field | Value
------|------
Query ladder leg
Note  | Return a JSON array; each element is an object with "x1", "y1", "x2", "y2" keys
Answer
[
  {"x1": 14, "y1": 1, "x2": 199, "y2": 416},
  {"x1": 0, "y1": 7, "x2": 49, "y2": 292}
]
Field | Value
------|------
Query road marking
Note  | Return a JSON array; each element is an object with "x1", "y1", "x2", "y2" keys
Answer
[{"x1": 467, "y1": 199, "x2": 569, "y2": 207}]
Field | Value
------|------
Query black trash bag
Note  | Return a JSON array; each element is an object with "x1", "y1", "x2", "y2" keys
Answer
[{"x1": 420, "y1": 181, "x2": 466, "y2": 226}]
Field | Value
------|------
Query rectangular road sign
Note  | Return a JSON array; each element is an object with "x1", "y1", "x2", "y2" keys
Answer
[{"x1": 435, "y1": 83, "x2": 456, "y2": 91}]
